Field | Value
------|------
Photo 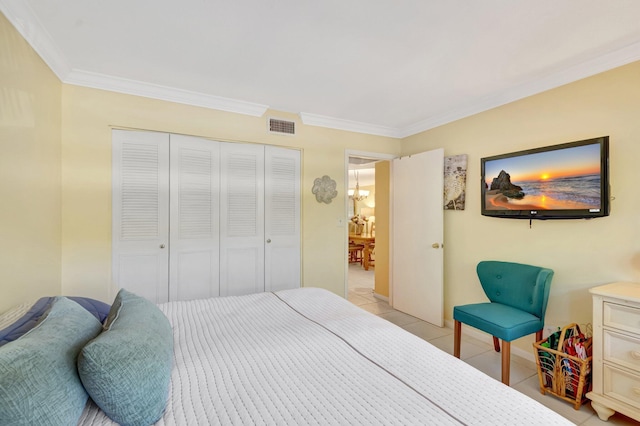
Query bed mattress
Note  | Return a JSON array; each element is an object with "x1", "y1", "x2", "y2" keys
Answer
[{"x1": 78, "y1": 288, "x2": 574, "y2": 425}]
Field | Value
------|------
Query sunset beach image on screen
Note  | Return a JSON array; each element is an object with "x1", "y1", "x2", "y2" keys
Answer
[{"x1": 483, "y1": 143, "x2": 602, "y2": 212}]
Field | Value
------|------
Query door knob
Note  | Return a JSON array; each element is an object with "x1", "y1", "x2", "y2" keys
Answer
[
  {"x1": 160, "y1": 244, "x2": 166, "y2": 249},
  {"x1": 266, "y1": 239, "x2": 272, "y2": 243},
  {"x1": 432, "y1": 243, "x2": 440, "y2": 249}
]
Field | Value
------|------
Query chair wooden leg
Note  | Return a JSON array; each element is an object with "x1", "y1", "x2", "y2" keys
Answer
[
  {"x1": 535, "y1": 329, "x2": 543, "y2": 342},
  {"x1": 501, "y1": 340, "x2": 511, "y2": 386},
  {"x1": 493, "y1": 336, "x2": 500, "y2": 352},
  {"x1": 454, "y1": 320, "x2": 461, "y2": 358}
]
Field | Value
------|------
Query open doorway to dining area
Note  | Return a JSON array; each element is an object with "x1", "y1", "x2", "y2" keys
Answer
[
  {"x1": 347, "y1": 156, "x2": 377, "y2": 299},
  {"x1": 345, "y1": 150, "x2": 394, "y2": 310}
]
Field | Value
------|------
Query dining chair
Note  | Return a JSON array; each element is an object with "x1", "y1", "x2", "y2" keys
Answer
[
  {"x1": 348, "y1": 242, "x2": 364, "y2": 264},
  {"x1": 453, "y1": 261, "x2": 554, "y2": 385}
]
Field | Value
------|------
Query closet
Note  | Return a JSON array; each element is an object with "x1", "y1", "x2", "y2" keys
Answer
[{"x1": 112, "y1": 130, "x2": 301, "y2": 303}]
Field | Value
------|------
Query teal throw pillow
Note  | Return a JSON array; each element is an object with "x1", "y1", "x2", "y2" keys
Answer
[
  {"x1": 0, "y1": 297, "x2": 103, "y2": 425},
  {"x1": 78, "y1": 289, "x2": 174, "y2": 426}
]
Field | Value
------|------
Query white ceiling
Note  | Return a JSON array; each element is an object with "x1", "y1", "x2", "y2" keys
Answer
[{"x1": 3, "y1": 1, "x2": 640, "y2": 138}]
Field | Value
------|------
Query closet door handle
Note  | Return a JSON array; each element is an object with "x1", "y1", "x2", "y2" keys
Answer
[
  {"x1": 160, "y1": 244, "x2": 166, "y2": 249},
  {"x1": 266, "y1": 239, "x2": 272, "y2": 244}
]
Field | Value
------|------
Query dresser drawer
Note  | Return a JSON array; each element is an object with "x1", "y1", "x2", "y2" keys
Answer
[
  {"x1": 604, "y1": 364, "x2": 640, "y2": 408},
  {"x1": 604, "y1": 302, "x2": 640, "y2": 334},
  {"x1": 604, "y1": 330, "x2": 640, "y2": 372}
]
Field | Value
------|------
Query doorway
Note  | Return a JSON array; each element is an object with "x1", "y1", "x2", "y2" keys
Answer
[
  {"x1": 347, "y1": 159, "x2": 376, "y2": 297},
  {"x1": 345, "y1": 150, "x2": 395, "y2": 302}
]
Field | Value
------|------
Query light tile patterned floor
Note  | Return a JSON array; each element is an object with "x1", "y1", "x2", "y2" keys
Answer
[{"x1": 347, "y1": 263, "x2": 638, "y2": 425}]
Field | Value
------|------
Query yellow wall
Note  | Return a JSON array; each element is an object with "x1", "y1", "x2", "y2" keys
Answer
[
  {"x1": 60, "y1": 85, "x2": 400, "y2": 301},
  {"x1": 374, "y1": 161, "x2": 390, "y2": 297},
  {"x1": 0, "y1": 14, "x2": 62, "y2": 312},
  {"x1": 402, "y1": 61, "x2": 640, "y2": 354}
]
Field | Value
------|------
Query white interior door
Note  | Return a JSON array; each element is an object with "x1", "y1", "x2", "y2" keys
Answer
[
  {"x1": 169, "y1": 134, "x2": 220, "y2": 301},
  {"x1": 112, "y1": 130, "x2": 170, "y2": 303},
  {"x1": 264, "y1": 146, "x2": 301, "y2": 292},
  {"x1": 219, "y1": 142, "x2": 265, "y2": 296},
  {"x1": 392, "y1": 148, "x2": 444, "y2": 326}
]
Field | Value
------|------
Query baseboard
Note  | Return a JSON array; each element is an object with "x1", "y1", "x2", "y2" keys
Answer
[
  {"x1": 443, "y1": 319, "x2": 535, "y2": 364},
  {"x1": 373, "y1": 292, "x2": 388, "y2": 302}
]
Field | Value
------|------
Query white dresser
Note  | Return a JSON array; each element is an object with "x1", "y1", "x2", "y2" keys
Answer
[{"x1": 587, "y1": 282, "x2": 640, "y2": 422}]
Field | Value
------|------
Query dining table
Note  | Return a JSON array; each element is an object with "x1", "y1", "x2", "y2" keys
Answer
[{"x1": 348, "y1": 233, "x2": 375, "y2": 271}]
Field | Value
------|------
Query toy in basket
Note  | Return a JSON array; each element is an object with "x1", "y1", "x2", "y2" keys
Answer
[{"x1": 533, "y1": 323, "x2": 592, "y2": 410}]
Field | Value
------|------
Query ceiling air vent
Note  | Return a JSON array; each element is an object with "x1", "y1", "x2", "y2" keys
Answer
[{"x1": 268, "y1": 118, "x2": 295, "y2": 135}]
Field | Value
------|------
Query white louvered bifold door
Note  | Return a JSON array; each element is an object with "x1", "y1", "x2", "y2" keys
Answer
[
  {"x1": 112, "y1": 130, "x2": 170, "y2": 303},
  {"x1": 169, "y1": 135, "x2": 220, "y2": 301},
  {"x1": 264, "y1": 146, "x2": 301, "y2": 292},
  {"x1": 219, "y1": 143, "x2": 265, "y2": 296}
]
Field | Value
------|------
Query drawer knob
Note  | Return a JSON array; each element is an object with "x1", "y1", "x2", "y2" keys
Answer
[{"x1": 631, "y1": 351, "x2": 640, "y2": 360}]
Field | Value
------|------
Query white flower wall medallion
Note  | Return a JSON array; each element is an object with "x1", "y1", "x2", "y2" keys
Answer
[{"x1": 312, "y1": 175, "x2": 338, "y2": 204}]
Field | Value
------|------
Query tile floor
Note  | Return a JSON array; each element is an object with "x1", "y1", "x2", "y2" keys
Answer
[{"x1": 347, "y1": 263, "x2": 638, "y2": 425}]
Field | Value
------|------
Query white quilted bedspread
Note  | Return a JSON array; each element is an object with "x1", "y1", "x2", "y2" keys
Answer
[{"x1": 79, "y1": 288, "x2": 574, "y2": 425}]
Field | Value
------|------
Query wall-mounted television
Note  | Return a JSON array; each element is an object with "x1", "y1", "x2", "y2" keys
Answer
[{"x1": 481, "y1": 136, "x2": 609, "y2": 220}]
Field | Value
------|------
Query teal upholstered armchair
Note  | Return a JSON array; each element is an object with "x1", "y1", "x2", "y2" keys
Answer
[{"x1": 453, "y1": 261, "x2": 554, "y2": 385}]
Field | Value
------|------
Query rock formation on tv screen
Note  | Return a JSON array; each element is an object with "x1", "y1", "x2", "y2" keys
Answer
[{"x1": 490, "y1": 170, "x2": 525, "y2": 199}]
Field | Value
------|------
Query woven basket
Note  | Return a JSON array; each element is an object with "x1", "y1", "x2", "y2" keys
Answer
[{"x1": 533, "y1": 323, "x2": 592, "y2": 410}]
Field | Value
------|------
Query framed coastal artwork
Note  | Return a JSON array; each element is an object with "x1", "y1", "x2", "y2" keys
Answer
[{"x1": 443, "y1": 154, "x2": 468, "y2": 210}]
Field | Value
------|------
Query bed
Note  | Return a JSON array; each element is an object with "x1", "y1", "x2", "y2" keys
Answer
[{"x1": 1, "y1": 287, "x2": 573, "y2": 425}]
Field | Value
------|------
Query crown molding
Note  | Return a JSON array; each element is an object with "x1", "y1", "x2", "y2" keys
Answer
[
  {"x1": 398, "y1": 39, "x2": 640, "y2": 138},
  {"x1": 4, "y1": 0, "x2": 640, "y2": 138},
  {"x1": 300, "y1": 113, "x2": 402, "y2": 139},
  {"x1": 0, "y1": 0, "x2": 71, "y2": 80},
  {"x1": 65, "y1": 69, "x2": 269, "y2": 117},
  {"x1": 1, "y1": 1, "x2": 268, "y2": 117},
  {"x1": 303, "y1": 38, "x2": 640, "y2": 139}
]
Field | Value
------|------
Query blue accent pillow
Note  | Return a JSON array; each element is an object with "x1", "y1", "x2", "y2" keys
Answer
[
  {"x1": 0, "y1": 297, "x2": 111, "y2": 347},
  {"x1": 0, "y1": 297, "x2": 53, "y2": 347},
  {"x1": 0, "y1": 297, "x2": 103, "y2": 425},
  {"x1": 68, "y1": 296, "x2": 111, "y2": 323},
  {"x1": 78, "y1": 289, "x2": 174, "y2": 426}
]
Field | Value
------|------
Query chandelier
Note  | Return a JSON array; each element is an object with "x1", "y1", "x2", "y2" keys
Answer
[{"x1": 348, "y1": 170, "x2": 369, "y2": 201}]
